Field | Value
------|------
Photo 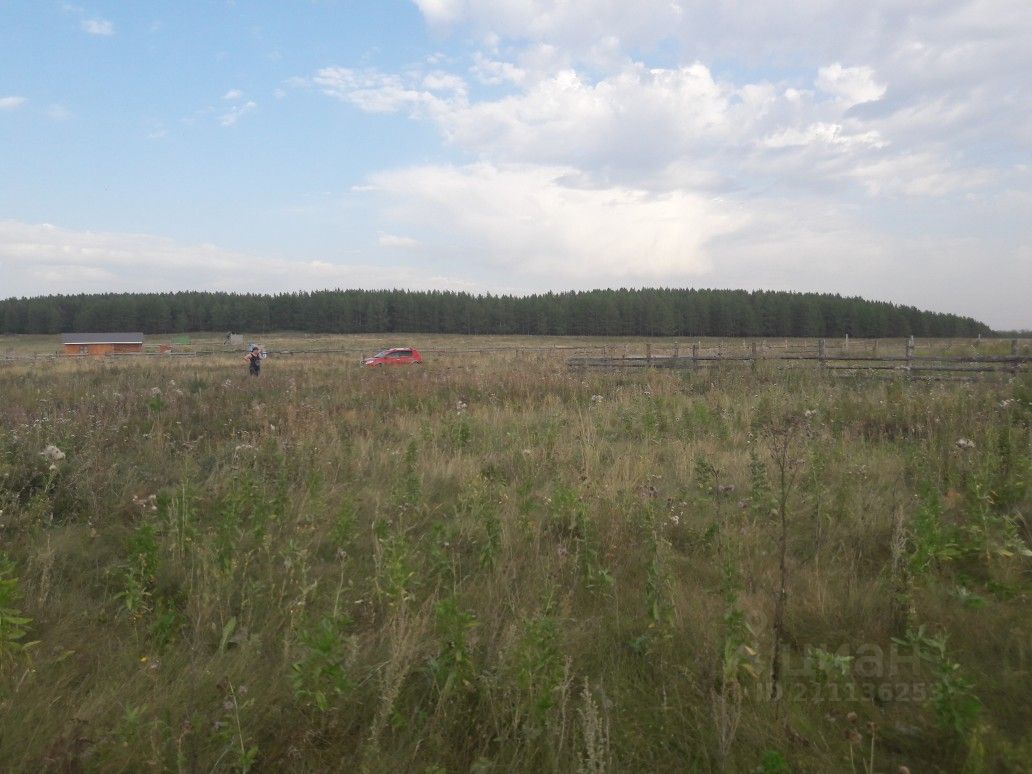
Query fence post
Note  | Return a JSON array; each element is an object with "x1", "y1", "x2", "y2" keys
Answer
[
  {"x1": 844, "y1": 333, "x2": 849, "y2": 351},
  {"x1": 692, "y1": 341, "x2": 699, "y2": 371},
  {"x1": 646, "y1": 341, "x2": 652, "y2": 368},
  {"x1": 673, "y1": 341, "x2": 680, "y2": 366},
  {"x1": 872, "y1": 339, "x2": 878, "y2": 356},
  {"x1": 818, "y1": 338, "x2": 827, "y2": 372},
  {"x1": 906, "y1": 336, "x2": 915, "y2": 374},
  {"x1": 751, "y1": 340, "x2": 758, "y2": 372}
]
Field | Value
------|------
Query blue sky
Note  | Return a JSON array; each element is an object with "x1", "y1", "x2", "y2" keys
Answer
[{"x1": 1, "y1": 1, "x2": 1030, "y2": 328}]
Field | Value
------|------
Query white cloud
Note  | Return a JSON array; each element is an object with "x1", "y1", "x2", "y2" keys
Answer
[
  {"x1": 0, "y1": 220, "x2": 473, "y2": 298},
  {"x1": 816, "y1": 64, "x2": 887, "y2": 107},
  {"x1": 81, "y1": 18, "x2": 114, "y2": 36},
  {"x1": 219, "y1": 100, "x2": 257, "y2": 127},
  {"x1": 412, "y1": 0, "x2": 684, "y2": 49},
  {"x1": 761, "y1": 123, "x2": 887, "y2": 150},
  {"x1": 378, "y1": 233, "x2": 422, "y2": 248},
  {"x1": 222, "y1": 89, "x2": 244, "y2": 101},
  {"x1": 0, "y1": 96, "x2": 27, "y2": 110},
  {"x1": 369, "y1": 163, "x2": 744, "y2": 278},
  {"x1": 313, "y1": 67, "x2": 457, "y2": 116}
]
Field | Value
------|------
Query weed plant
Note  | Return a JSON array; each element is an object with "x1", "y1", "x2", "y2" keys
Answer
[{"x1": 0, "y1": 345, "x2": 1029, "y2": 771}]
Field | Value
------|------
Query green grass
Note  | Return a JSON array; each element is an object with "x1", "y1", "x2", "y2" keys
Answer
[{"x1": 0, "y1": 340, "x2": 1030, "y2": 772}]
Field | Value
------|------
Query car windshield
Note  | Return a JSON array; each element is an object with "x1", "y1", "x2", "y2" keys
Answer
[{"x1": 373, "y1": 350, "x2": 397, "y2": 358}]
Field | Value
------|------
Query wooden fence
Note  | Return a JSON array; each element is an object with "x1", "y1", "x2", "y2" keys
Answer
[{"x1": 568, "y1": 337, "x2": 1031, "y2": 379}]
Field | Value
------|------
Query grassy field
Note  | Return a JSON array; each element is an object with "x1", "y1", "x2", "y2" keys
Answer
[{"x1": 1, "y1": 337, "x2": 1030, "y2": 772}]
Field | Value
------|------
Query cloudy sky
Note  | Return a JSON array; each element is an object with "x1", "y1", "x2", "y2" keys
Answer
[{"x1": 1, "y1": 1, "x2": 1029, "y2": 327}]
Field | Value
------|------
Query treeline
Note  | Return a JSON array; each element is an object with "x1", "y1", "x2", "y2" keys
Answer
[{"x1": 0, "y1": 288, "x2": 991, "y2": 338}]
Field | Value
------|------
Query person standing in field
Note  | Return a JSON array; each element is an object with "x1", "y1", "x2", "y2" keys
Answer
[{"x1": 246, "y1": 345, "x2": 262, "y2": 377}]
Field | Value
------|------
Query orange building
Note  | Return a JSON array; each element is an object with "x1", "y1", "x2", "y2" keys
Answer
[{"x1": 62, "y1": 332, "x2": 144, "y2": 356}]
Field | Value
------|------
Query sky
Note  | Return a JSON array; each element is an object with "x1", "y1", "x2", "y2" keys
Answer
[{"x1": 1, "y1": 1, "x2": 1030, "y2": 328}]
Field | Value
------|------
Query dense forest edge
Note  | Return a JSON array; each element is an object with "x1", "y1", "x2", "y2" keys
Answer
[{"x1": 0, "y1": 288, "x2": 993, "y2": 338}]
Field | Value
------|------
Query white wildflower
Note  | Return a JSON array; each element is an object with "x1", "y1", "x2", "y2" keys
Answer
[
  {"x1": 234, "y1": 443, "x2": 256, "y2": 453},
  {"x1": 40, "y1": 444, "x2": 65, "y2": 462},
  {"x1": 150, "y1": 387, "x2": 162, "y2": 397},
  {"x1": 955, "y1": 438, "x2": 975, "y2": 450},
  {"x1": 804, "y1": 409, "x2": 817, "y2": 419},
  {"x1": 456, "y1": 400, "x2": 468, "y2": 412},
  {"x1": 590, "y1": 394, "x2": 604, "y2": 404}
]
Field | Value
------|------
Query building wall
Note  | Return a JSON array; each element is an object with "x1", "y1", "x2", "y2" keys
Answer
[{"x1": 64, "y1": 343, "x2": 142, "y2": 356}]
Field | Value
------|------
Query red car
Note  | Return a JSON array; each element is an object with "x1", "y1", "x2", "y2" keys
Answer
[{"x1": 362, "y1": 347, "x2": 423, "y2": 367}]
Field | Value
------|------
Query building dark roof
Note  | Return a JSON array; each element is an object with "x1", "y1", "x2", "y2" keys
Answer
[{"x1": 61, "y1": 332, "x2": 144, "y2": 345}]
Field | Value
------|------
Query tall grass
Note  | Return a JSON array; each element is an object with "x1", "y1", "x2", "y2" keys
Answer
[{"x1": 0, "y1": 346, "x2": 1030, "y2": 771}]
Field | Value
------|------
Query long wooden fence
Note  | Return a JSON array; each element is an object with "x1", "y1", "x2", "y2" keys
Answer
[{"x1": 568, "y1": 337, "x2": 1031, "y2": 379}]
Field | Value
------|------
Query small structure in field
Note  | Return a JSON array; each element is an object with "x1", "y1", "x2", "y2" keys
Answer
[{"x1": 62, "y1": 332, "x2": 144, "y2": 356}]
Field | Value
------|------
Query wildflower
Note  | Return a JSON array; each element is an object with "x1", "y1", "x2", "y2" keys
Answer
[
  {"x1": 955, "y1": 438, "x2": 975, "y2": 450},
  {"x1": 803, "y1": 409, "x2": 817, "y2": 419},
  {"x1": 222, "y1": 379, "x2": 233, "y2": 389},
  {"x1": 590, "y1": 394, "x2": 604, "y2": 404},
  {"x1": 234, "y1": 443, "x2": 256, "y2": 453},
  {"x1": 456, "y1": 400, "x2": 468, "y2": 412},
  {"x1": 846, "y1": 711, "x2": 858, "y2": 724},
  {"x1": 40, "y1": 444, "x2": 65, "y2": 462},
  {"x1": 717, "y1": 483, "x2": 736, "y2": 495},
  {"x1": 150, "y1": 387, "x2": 162, "y2": 397}
]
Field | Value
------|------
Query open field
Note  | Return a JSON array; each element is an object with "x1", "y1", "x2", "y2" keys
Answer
[{"x1": 1, "y1": 337, "x2": 1030, "y2": 771}]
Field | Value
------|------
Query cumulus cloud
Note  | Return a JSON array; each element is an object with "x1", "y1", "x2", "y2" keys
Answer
[
  {"x1": 81, "y1": 18, "x2": 114, "y2": 36},
  {"x1": 0, "y1": 96, "x2": 27, "y2": 110},
  {"x1": 815, "y1": 64, "x2": 887, "y2": 107},
  {"x1": 369, "y1": 163, "x2": 744, "y2": 278},
  {"x1": 301, "y1": 0, "x2": 1032, "y2": 326}
]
